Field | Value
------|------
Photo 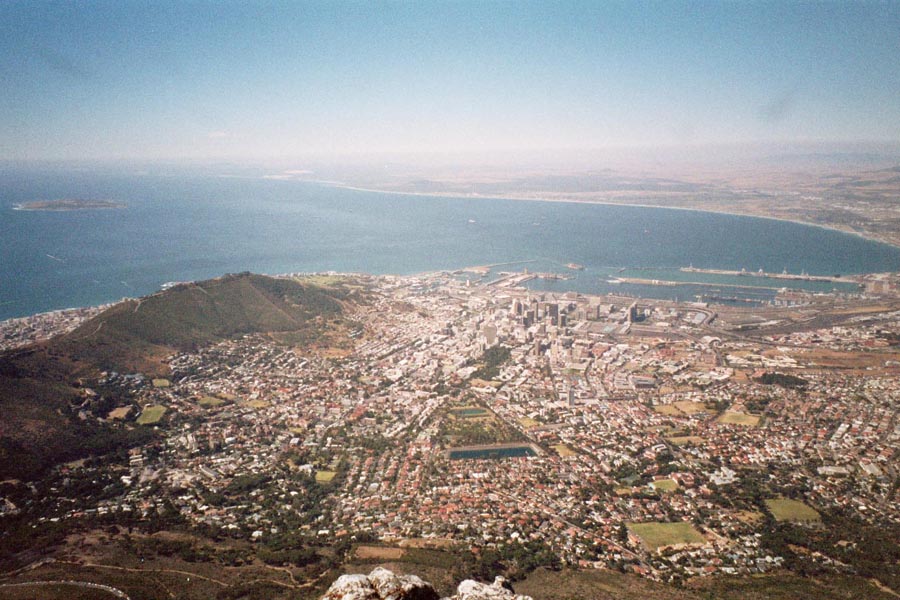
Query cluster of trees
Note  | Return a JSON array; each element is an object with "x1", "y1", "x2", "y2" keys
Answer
[
  {"x1": 744, "y1": 395, "x2": 773, "y2": 414},
  {"x1": 754, "y1": 372, "x2": 808, "y2": 389},
  {"x1": 258, "y1": 543, "x2": 319, "y2": 568},
  {"x1": 466, "y1": 540, "x2": 562, "y2": 581},
  {"x1": 760, "y1": 509, "x2": 900, "y2": 588},
  {"x1": 224, "y1": 473, "x2": 270, "y2": 495},
  {"x1": 469, "y1": 346, "x2": 512, "y2": 381}
]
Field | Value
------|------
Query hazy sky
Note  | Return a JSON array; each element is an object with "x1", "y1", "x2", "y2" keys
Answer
[{"x1": 2, "y1": 1, "x2": 899, "y2": 162}]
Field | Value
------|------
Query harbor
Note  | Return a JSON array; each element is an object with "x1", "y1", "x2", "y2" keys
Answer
[{"x1": 680, "y1": 265, "x2": 857, "y2": 284}]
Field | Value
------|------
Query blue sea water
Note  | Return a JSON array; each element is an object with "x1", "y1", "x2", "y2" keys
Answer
[{"x1": 2, "y1": 166, "x2": 900, "y2": 321}]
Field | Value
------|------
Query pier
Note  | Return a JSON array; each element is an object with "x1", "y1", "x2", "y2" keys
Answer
[{"x1": 680, "y1": 266, "x2": 855, "y2": 283}]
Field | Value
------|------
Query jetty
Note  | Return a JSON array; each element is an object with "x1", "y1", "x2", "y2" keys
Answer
[{"x1": 680, "y1": 265, "x2": 855, "y2": 284}]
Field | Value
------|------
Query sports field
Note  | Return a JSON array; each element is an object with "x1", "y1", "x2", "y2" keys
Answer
[
  {"x1": 136, "y1": 405, "x2": 166, "y2": 425},
  {"x1": 552, "y1": 444, "x2": 576, "y2": 457},
  {"x1": 666, "y1": 435, "x2": 703, "y2": 446},
  {"x1": 718, "y1": 411, "x2": 760, "y2": 426},
  {"x1": 673, "y1": 401, "x2": 707, "y2": 414},
  {"x1": 651, "y1": 479, "x2": 678, "y2": 492},
  {"x1": 628, "y1": 521, "x2": 705, "y2": 550},
  {"x1": 765, "y1": 497, "x2": 821, "y2": 522},
  {"x1": 315, "y1": 470, "x2": 337, "y2": 483}
]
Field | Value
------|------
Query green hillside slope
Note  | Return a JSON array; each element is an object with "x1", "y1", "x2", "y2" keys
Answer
[{"x1": 0, "y1": 273, "x2": 349, "y2": 480}]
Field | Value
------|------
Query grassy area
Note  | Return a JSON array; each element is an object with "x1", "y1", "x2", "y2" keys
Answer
[
  {"x1": 718, "y1": 411, "x2": 760, "y2": 426},
  {"x1": 651, "y1": 479, "x2": 678, "y2": 492},
  {"x1": 62, "y1": 273, "x2": 345, "y2": 374},
  {"x1": 735, "y1": 510, "x2": 764, "y2": 524},
  {"x1": 656, "y1": 402, "x2": 708, "y2": 417},
  {"x1": 136, "y1": 405, "x2": 167, "y2": 425},
  {"x1": 765, "y1": 497, "x2": 821, "y2": 522},
  {"x1": 442, "y1": 406, "x2": 523, "y2": 446},
  {"x1": 315, "y1": 470, "x2": 337, "y2": 483},
  {"x1": 298, "y1": 274, "x2": 348, "y2": 287},
  {"x1": 666, "y1": 435, "x2": 703, "y2": 446},
  {"x1": 199, "y1": 396, "x2": 225, "y2": 407},
  {"x1": 2, "y1": 528, "x2": 312, "y2": 600},
  {"x1": 151, "y1": 378, "x2": 171, "y2": 388},
  {"x1": 517, "y1": 567, "x2": 701, "y2": 600},
  {"x1": 552, "y1": 444, "x2": 577, "y2": 457},
  {"x1": 518, "y1": 417, "x2": 540, "y2": 428},
  {"x1": 244, "y1": 399, "x2": 269, "y2": 409},
  {"x1": 673, "y1": 401, "x2": 707, "y2": 414},
  {"x1": 693, "y1": 572, "x2": 898, "y2": 600},
  {"x1": 628, "y1": 522, "x2": 705, "y2": 550}
]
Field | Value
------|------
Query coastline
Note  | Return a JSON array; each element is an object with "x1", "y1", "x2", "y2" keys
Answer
[
  {"x1": 3, "y1": 178, "x2": 897, "y2": 322},
  {"x1": 322, "y1": 181, "x2": 900, "y2": 252}
]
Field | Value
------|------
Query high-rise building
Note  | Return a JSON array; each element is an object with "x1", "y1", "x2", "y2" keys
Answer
[
  {"x1": 483, "y1": 324, "x2": 498, "y2": 347},
  {"x1": 628, "y1": 301, "x2": 640, "y2": 323}
]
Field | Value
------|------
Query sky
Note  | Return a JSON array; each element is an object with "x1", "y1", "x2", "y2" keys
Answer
[{"x1": 1, "y1": 0, "x2": 899, "y2": 162}]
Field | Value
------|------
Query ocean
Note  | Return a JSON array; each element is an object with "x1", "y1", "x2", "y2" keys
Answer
[{"x1": 3, "y1": 165, "x2": 900, "y2": 321}]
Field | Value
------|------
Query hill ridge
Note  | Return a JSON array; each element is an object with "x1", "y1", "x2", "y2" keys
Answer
[{"x1": 0, "y1": 272, "x2": 351, "y2": 479}]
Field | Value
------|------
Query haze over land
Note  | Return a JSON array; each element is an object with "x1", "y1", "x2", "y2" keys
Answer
[{"x1": 4, "y1": 2, "x2": 900, "y2": 248}]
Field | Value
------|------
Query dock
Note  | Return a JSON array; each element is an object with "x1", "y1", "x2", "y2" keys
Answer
[{"x1": 680, "y1": 266, "x2": 855, "y2": 283}]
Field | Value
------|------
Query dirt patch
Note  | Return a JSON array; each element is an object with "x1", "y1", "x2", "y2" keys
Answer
[{"x1": 355, "y1": 546, "x2": 405, "y2": 560}]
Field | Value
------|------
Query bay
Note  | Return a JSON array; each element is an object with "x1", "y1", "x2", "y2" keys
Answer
[{"x1": 2, "y1": 166, "x2": 900, "y2": 321}]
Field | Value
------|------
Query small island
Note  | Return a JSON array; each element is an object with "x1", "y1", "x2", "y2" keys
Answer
[{"x1": 13, "y1": 199, "x2": 126, "y2": 211}]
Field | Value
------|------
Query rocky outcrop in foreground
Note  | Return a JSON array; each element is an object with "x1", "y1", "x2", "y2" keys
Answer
[{"x1": 320, "y1": 568, "x2": 533, "y2": 600}]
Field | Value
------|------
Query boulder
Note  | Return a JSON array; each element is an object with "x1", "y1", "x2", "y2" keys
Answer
[
  {"x1": 455, "y1": 576, "x2": 532, "y2": 600},
  {"x1": 321, "y1": 573, "x2": 379, "y2": 600},
  {"x1": 320, "y1": 568, "x2": 440, "y2": 600}
]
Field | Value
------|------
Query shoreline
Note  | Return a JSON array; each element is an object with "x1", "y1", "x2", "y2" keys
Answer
[
  {"x1": 3, "y1": 181, "x2": 897, "y2": 322},
  {"x1": 321, "y1": 181, "x2": 900, "y2": 252}
]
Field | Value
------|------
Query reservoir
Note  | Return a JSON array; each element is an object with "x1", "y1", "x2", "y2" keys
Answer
[
  {"x1": 448, "y1": 443, "x2": 541, "y2": 460},
  {"x1": 450, "y1": 407, "x2": 491, "y2": 418},
  {"x1": 3, "y1": 166, "x2": 900, "y2": 320}
]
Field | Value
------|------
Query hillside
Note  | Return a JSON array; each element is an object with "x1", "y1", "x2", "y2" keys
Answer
[
  {"x1": 0, "y1": 273, "x2": 352, "y2": 480},
  {"x1": 50, "y1": 272, "x2": 345, "y2": 374}
]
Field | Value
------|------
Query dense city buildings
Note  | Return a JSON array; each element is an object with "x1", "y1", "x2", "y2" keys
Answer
[{"x1": 2, "y1": 269, "x2": 897, "y2": 593}]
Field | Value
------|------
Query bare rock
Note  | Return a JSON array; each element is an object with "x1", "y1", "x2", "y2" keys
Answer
[
  {"x1": 455, "y1": 576, "x2": 532, "y2": 600},
  {"x1": 369, "y1": 567, "x2": 440, "y2": 600},
  {"x1": 321, "y1": 568, "x2": 439, "y2": 600},
  {"x1": 321, "y1": 573, "x2": 379, "y2": 600}
]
